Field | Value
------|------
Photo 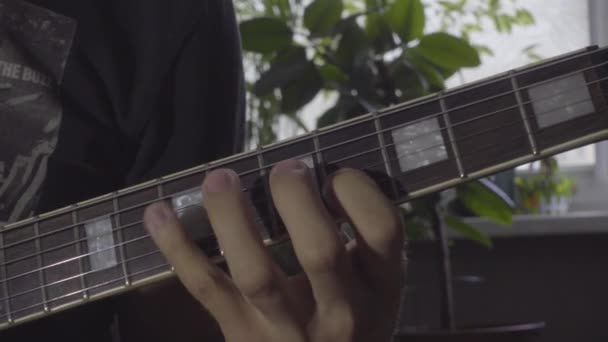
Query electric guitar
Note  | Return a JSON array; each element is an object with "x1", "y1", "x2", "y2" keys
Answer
[{"x1": 1, "y1": 45, "x2": 608, "y2": 331}]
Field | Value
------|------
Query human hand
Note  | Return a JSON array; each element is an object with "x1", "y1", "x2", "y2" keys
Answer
[{"x1": 143, "y1": 160, "x2": 406, "y2": 342}]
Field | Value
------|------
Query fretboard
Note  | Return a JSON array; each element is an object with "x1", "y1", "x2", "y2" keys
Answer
[{"x1": 2, "y1": 45, "x2": 608, "y2": 330}]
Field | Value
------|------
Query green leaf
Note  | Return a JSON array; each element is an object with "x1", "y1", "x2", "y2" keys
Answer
[
  {"x1": 320, "y1": 64, "x2": 349, "y2": 84},
  {"x1": 304, "y1": 0, "x2": 344, "y2": 36},
  {"x1": 404, "y1": 216, "x2": 433, "y2": 241},
  {"x1": 391, "y1": 60, "x2": 427, "y2": 100},
  {"x1": 317, "y1": 104, "x2": 343, "y2": 128},
  {"x1": 473, "y1": 44, "x2": 494, "y2": 56},
  {"x1": 254, "y1": 46, "x2": 308, "y2": 96},
  {"x1": 240, "y1": 17, "x2": 293, "y2": 54},
  {"x1": 404, "y1": 49, "x2": 445, "y2": 89},
  {"x1": 414, "y1": 33, "x2": 481, "y2": 69},
  {"x1": 445, "y1": 215, "x2": 492, "y2": 248},
  {"x1": 316, "y1": 96, "x2": 356, "y2": 128},
  {"x1": 336, "y1": 21, "x2": 369, "y2": 69},
  {"x1": 280, "y1": 62, "x2": 323, "y2": 113},
  {"x1": 456, "y1": 181, "x2": 513, "y2": 225},
  {"x1": 367, "y1": 12, "x2": 396, "y2": 52},
  {"x1": 387, "y1": 0, "x2": 425, "y2": 43},
  {"x1": 494, "y1": 14, "x2": 513, "y2": 33},
  {"x1": 515, "y1": 9, "x2": 535, "y2": 25}
]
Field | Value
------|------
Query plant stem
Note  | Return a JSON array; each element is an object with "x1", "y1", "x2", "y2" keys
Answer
[{"x1": 430, "y1": 196, "x2": 456, "y2": 331}]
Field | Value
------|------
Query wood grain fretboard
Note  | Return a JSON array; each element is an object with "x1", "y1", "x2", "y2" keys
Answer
[{"x1": 2, "y1": 45, "x2": 608, "y2": 330}]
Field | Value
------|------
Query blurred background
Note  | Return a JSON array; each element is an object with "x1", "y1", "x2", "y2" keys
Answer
[{"x1": 235, "y1": 1, "x2": 608, "y2": 341}]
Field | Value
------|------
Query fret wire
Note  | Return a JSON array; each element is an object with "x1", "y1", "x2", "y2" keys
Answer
[
  {"x1": 0, "y1": 117, "x2": 597, "y2": 310},
  {"x1": 311, "y1": 129, "x2": 327, "y2": 181},
  {"x1": 0, "y1": 229, "x2": 12, "y2": 323},
  {"x1": 157, "y1": 181, "x2": 165, "y2": 198},
  {"x1": 0, "y1": 247, "x2": 163, "y2": 305},
  {"x1": 1, "y1": 223, "x2": 274, "y2": 318},
  {"x1": 256, "y1": 148, "x2": 280, "y2": 237},
  {"x1": 372, "y1": 111, "x2": 399, "y2": 199},
  {"x1": 0, "y1": 88, "x2": 602, "y2": 270},
  {"x1": 71, "y1": 210, "x2": 88, "y2": 300},
  {"x1": 379, "y1": 59, "x2": 608, "y2": 128},
  {"x1": 2, "y1": 65, "x2": 608, "y2": 243},
  {"x1": 439, "y1": 94, "x2": 466, "y2": 178},
  {"x1": 2, "y1": 112, "x2": 539, "y2": 286},
  {"x1": 4, "y1": 57, "x2": 606, "y2": 241},
  {"x1": 2, "y1": 70, "x2": 608, "y2": 261},
  {"x1": 112, "y1": 195, "x2": 130, "y2": 286},
  {"x1": 510, "y1": 71, "x2": 539, "y2": 155},
  {"x1": 0, "y1": 256, "x2": 174, "y2": 321},
  {"x1": 33, "y1": 221, "x2": 49, "y2": 312},
  {"x1": 0, "y1": 50, "x2": 605, "y2": 323},
  {"x1": 154, "y1": 180, "x2": 176, "y2": 272}
]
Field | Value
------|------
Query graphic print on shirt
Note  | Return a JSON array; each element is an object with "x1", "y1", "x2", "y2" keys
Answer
[{"x1": 0, "y1": 0, "x2": 76, "y2": 224}]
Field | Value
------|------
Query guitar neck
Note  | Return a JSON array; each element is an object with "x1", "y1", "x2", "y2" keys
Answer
[{"x1": 2, "y1": 45, "x2": 608, "y2": 330}]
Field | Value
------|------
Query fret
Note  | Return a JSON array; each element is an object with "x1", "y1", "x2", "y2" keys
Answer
[
  {"x1": 372, "y1": 112, "x2": 399, "y2": 200},
  {"x1": 157, "y1": 181, "x2": 165, "y2": 198},
  {"x1": 2, "y1": 45, "x2": 608, "y2": 333},
  {"x1": 32, "y1": 222, "x2": 48, "y2": 312},
  {"x1": 256, "y1": 148, "x2": 282, "y2": 238},
  {"x1": 261, "y1": 136, "x2": 321, "y2": 188},
  {"x1": 510, "y1": 71, "x2": 539, "y2": 155},
  {"x1": 119, "y1": 187, "x2": 169, "y2": 283},
  {"x1": 311, "y1": 130, "x2": 328, "y2": 183},
  {"x1": 71, "y1": 210, "x2": 88, "y2": 300},
  {"x1": 379, "y1": 98, "x2": 459, "y2": 198},
  {"x1": 163, "y1": 170, "x2": 206, "y2": 198},
  {"x1": 0, "y1": 229, "x2": 12, "y2": 324},
  {"x1": 444, "y1": 77, "x2": 530, "y2": 175},
  {"x1": 112, "y1": 195, "x2": 130, "y2": 286},
  {"x1": 4, "y1": 224, "x2": 43, "y2": 319},
  {"x1": 36, "y1": 212, "x2": 84, "y2": 309},
  {"x1": 517, "y1": 48, "x2": 608, "y2": 151},
  {"x1": 77, "y1": 200, "x2": 124, "y2": 296},
  {"x1": 221, "y1": 155, "x2": 272, "y2": 243},
  {"x1": 439, "y1": 95, "x2": 465, "y2": 178},
  {"x1": 318, "y1": 117, "x2": 395, "y2": 197}
]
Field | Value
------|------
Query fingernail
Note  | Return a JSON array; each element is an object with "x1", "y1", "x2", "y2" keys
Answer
[
  {"x1": 203, "y1": 169, "x2": 238, "y2": 193},
  {"x1": 145, "y1": 202, "x2": 173, "y2": 233},
  {"x1": 271, "y1": 159, "x2": 309, "y2": 177}
]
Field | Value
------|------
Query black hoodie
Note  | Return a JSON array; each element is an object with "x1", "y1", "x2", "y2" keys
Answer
[{"x1": 0, "y1": 0, "x2": 244, "y2": 340}]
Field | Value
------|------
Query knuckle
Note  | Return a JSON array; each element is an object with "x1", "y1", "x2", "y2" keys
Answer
[
  {"x1": 236, "y1": 268, "x2": 278, "y2": 300},
  {"x1": 189, "y1": 270, "x2": 226, "y2": 302},
  {"x1": 322, "y1": 307, "x2": 356, "y2": 341},
  {"x1": 301, "y1": 244, "x2": 342, "y2": 274}
]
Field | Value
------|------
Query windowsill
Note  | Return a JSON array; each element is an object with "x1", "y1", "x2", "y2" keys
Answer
[{"x1": 458, "y1": 210, "x2": 608, "y2": 238}]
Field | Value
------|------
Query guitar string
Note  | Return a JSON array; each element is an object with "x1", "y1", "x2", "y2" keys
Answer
[
  {"x1": 0, "y1": 98, "x2": 598, "y2": 302},
  {"x1": 0, "y1": 115, "x2": 590, "y2": 319},
  {"x1": 0, "y1": 116, "x2": 602, "y2": 317},
  {"x1": 0, "y1": 260, "x2": 175, "y2": 321},
  {"x1": 0, "y1": 55, "x2": 607, "y2": 310},
  {"x1": 0, "y1": 56, "x2": 608, "y2": 240},
  {"x1": 1, "y1": 62, "x2": 606, "y2": 245},
  {"x1": 0, "y1": 55, "x2": 606, "y2": 238},
  {"x1": 0, "y1": 79, "x2": 605, "y2": 270},
  {"x1": 0, "y1": 81, "x2": 600, "y2": 265},
  {"x1": 2, "y1": 47, "x2": 608, "y2": 324}
]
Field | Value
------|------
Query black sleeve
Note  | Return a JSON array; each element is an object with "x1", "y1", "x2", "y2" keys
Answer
[
  {"x1": 36, "y1": 0, "x2": 246, "y2": 213},
  {"x1": 8, "y1": 1, "x2": 245, "y2": 341},
  {"x1": 124, "y1": 0, "x2": 246, "y2": 184}
]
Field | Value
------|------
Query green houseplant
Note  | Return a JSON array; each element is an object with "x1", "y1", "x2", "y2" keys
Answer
[
  {"x1": 515, "y1": 157, "x2": 577, "y2": 215},
  {"x1": 236, "y1": 0, "x2": 543, "y2": 338}
]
